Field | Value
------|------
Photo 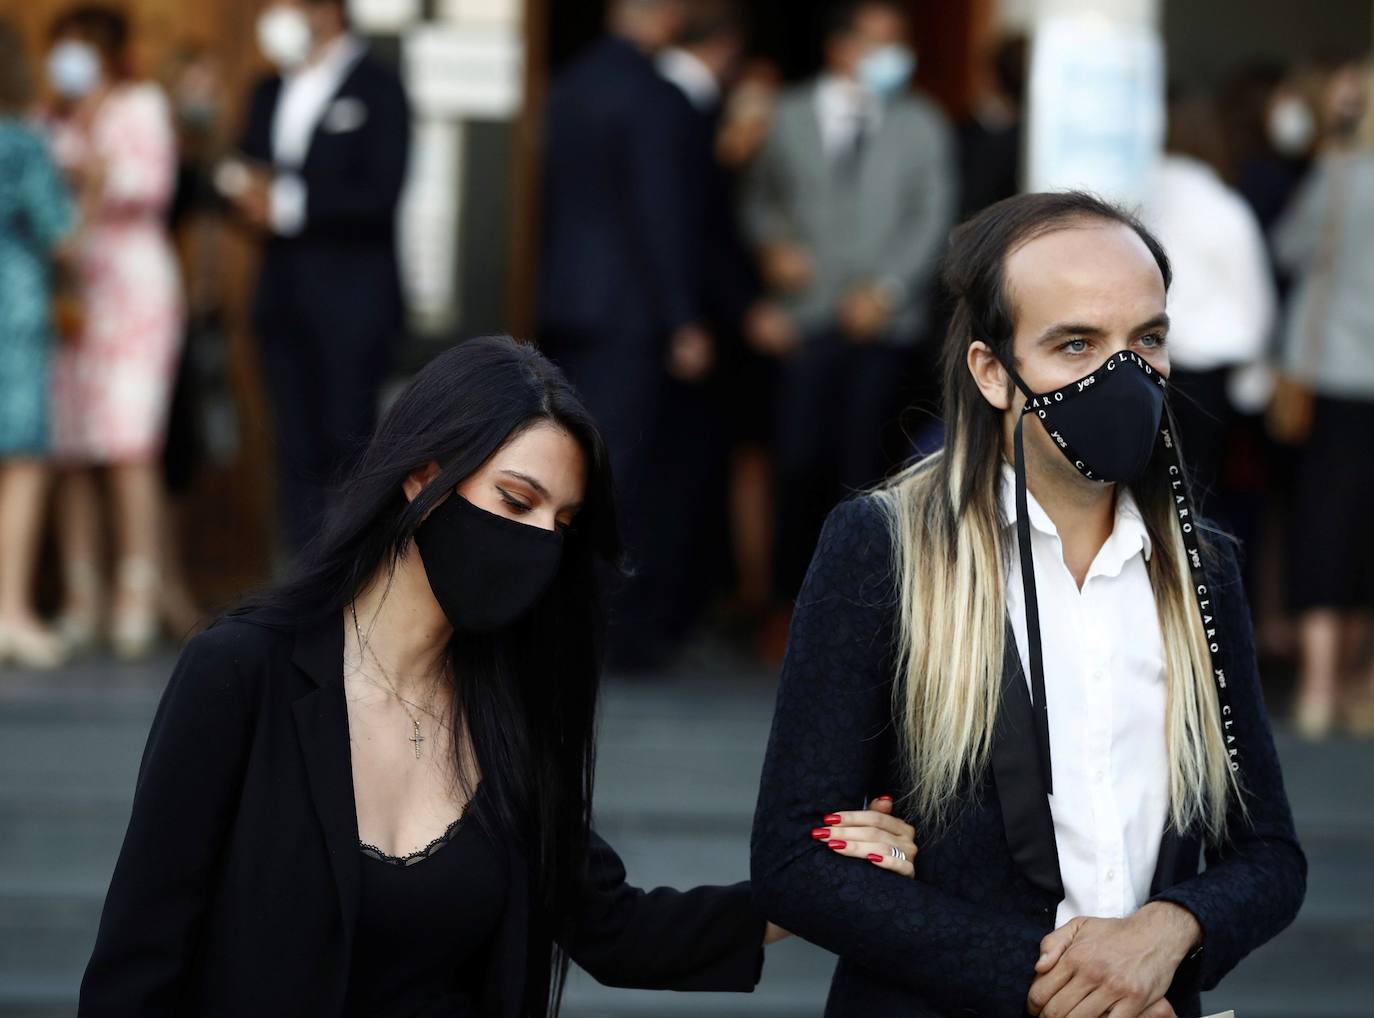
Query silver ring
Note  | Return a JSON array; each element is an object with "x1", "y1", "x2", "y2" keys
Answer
[{"x1": 890, "y1": 846, "x2": 906, "y2": 862}]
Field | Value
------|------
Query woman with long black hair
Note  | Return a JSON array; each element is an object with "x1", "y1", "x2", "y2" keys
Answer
[{"x1": 78, "y1": 336, "x2": 916, "y2": 1017}]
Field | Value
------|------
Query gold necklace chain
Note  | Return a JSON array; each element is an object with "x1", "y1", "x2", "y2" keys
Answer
[{"x1": 348, "y1": 600, "x2": 447, "y2": 759}]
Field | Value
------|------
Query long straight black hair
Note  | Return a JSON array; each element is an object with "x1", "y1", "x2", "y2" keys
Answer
[{"x1": 224, "y1": 335, "x2": 621, "y2": 1015}]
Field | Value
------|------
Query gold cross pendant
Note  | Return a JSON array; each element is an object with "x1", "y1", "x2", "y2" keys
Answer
[{"x1": 408, "y1": 720, "x2": 425, "y2": 759}]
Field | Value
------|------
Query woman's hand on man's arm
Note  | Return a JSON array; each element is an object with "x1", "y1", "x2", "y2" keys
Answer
[{"x1": 763, "y1": 794, "x2": 920, "y2": 946}]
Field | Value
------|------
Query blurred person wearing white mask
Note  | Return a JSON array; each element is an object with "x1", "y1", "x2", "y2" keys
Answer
[
  {"x1": 1140, "y1": 89, "x2": 1277, "y2": 523},
  {"x1": 1271, "y1": 56, "x2": 1374, "y2": 740},
  {"x1": 741, "y1": 0, "x2": 954, "y2": 609},
  {"x1": 43, "y1": 5, "x2": 184, "y2": 661},
  {"x1": 222, "y1": 0, "x2": 410, "y2": 558}
]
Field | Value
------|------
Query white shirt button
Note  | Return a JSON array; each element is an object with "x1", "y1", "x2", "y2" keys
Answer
[
  {"x1": 1095, "y1": 769, "x2": 1106, "y2": 783},
  {"x1": 1106, "y1": 869, "x2": 1116, "y2": 881}
]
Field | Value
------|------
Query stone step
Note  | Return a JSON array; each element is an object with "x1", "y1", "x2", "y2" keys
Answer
[{"x1": 2, "y1": 873, "x2": 1369, "y2": 1012}]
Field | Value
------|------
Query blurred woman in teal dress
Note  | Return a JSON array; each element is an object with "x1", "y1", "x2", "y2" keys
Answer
[{"x1": 0, "y1": 19, "x2": 75, "y2": 668}]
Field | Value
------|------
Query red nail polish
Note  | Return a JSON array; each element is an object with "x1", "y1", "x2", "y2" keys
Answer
[
  {"x1": 868, "y1": 853, "x2": 884, "y2": 863},
  {"x1": 824, "y1": 814, "x2": 842, "y2": 825},
  {"x1": 877, "y1": 795, "x2": 893, "y2": 803},
  {"x1": 827, "y1": 840, "x2": 847, "y2": 850},
  {"x1": 811, "y1": 827, "x2": 830, "y2": 839}
]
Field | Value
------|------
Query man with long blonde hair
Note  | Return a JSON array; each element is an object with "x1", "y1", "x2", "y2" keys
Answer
[{"x1": 752, "y1": 191, "x2": 1305, "y2": 1017}]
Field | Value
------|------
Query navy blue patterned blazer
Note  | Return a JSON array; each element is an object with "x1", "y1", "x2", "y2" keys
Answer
[{"x1": 751, "y1": 495, "x2": 1305, "y2": 1018}]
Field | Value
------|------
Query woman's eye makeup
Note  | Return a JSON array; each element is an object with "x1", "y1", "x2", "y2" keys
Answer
[{"x1": 497, "y1": 484, "x2": 577, "y2": 533}]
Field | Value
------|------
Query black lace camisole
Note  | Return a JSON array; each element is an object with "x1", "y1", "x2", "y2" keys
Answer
[{"x1": 343, "y1": 785, "x2": 508, "y2": 1018}]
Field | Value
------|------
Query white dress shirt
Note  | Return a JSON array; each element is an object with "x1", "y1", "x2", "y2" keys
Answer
[
  {"x1": 813, "y1": 73, "x2": 882, "y2": 161},
  {"x1": 657, "y1": 47, "x2": 721, "y2": 113},
  {"x1": 1141, "y1": 155, "x2": 1277, "y2": 374},
  {"x1": 999, "y1": 463, "x2": 1170, "y2": 929},
  {"x1": 268, "y1": 34, "x2": 365, "y2": 236}
]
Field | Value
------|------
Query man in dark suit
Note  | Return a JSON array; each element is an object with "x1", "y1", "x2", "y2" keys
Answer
[
  {"x1": 751, "y1": 192, "x2": 1305, "y2": 1018},
  {"x1": 538, "y1": 0, "x2": 713, "y2": 669},
  {"x1": 225, "y1": 0, "x2": 409, "y2": 556},
  {"x1": 658, "y1": 2, "x2": 787, "y2": 643}
]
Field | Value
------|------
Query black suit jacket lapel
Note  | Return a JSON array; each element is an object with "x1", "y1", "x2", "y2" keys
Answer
[
  {"x1": 289, "y1": 618, "x2": 361, "y2": 978},
  {"x1": 302, "y1": 57, "x2": 366, "y2": 177},
  {"x1": 990, "y1": 622, "x2": 1064, "y2": 901}
]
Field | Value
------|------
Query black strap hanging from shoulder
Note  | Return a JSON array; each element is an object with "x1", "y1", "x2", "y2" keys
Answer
[
  {"x1": 1158, "y1": 410, "x2": 1241, "y2": 776},
  {"x1": 1013, "y1": 412, "x2": 1054, "y2": 796}
]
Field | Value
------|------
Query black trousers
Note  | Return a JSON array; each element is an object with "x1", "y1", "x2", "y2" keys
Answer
[
  {"x1": 256, "y1": 307, "x2": 392, "y2": 555},
  {"x1": 1289, "y1": 394, "x2": 1374, "y2": 612},
  {"x1": 771, "y1": 332, "x2": 911, "y2": 600}
]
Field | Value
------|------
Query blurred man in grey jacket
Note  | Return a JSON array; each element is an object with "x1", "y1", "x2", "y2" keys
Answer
[{"x1": 742, "y1": 0, "x2": 954, "y2": 599}]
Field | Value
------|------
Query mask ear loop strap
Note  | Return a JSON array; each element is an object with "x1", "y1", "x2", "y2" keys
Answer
[
  {"x1": 1013, "y1": 409, "x2": 1054, "y2": 796},
  {"x1": 1158, "y1": 399, "x2": 1242, "y2": 781},
  {"x1": 1003, "y1": 355, "x2": 1054, "y2": 796}
]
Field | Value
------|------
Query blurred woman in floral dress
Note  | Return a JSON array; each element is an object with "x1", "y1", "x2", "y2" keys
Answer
[{"x1": 45, "y1": 5, "x2": 183, "y2": 659}]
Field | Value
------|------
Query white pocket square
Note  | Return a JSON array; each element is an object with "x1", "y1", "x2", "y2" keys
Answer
[{"x1": 323, "y1": 97, "x2": 367, "y2": 133}]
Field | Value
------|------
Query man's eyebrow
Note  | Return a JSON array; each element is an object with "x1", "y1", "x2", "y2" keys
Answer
[
  {"x1": 1034, "y1": 312, "x2": 1171, "y2": 347},
  {"x1": 1035, "y1": 322, "x2": 1106, "y2": 347}
]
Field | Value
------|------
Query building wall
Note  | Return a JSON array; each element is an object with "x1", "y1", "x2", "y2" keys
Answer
[{"x1": 1164, "y1": 0, "x2": 1372, "y2": 87}]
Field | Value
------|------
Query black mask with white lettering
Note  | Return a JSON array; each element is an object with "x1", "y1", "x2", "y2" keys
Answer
[
  {"x1": 1010, "y1": 350, "x2": 1166, "y2": 484},
  {"x1": 413, "y1": 493, "x2": 564, "y2": 633},
  {"x1": 997, "y1": 350, "x2": 1240, "y2": 798}
]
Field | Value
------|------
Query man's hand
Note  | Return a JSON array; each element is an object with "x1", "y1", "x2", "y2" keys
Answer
[
  {"x1": 759, "y1": 242, "x2": 813, "y2": 294},
  {"x1": 225, "y1": 165, "x2": 274, "y2": 232},
  {"x1": 667, "y1": 323, "x2": 714, "y2": 382},
  {"x1": 838, "y1": 283, "x2": 893, "y2": 344},
  {"x1": 1027, "y1": 902, "x2": 1200, "y2": 1018},
  {"x1": 744, "y1": 300, "x2": 800, "y2": 358}
]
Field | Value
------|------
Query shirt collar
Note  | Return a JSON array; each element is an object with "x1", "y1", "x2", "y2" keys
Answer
[
  {"x1": 815, "y1": 72, "x2": 881, "y2": 123},
  {"x1": 287, "y1": 33, "x2": 364, "y2": 84},
  {"x1": 998, "y1": 461, "x2": 1153, "y2": 575},
  {"x1": 658, "y1": 47, "x2": 721, "y2": 112}
]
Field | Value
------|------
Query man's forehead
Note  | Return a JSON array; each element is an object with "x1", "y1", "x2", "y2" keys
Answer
[{"x1": 1005, "y1": 222, "x2": 1166, "y2": 328}]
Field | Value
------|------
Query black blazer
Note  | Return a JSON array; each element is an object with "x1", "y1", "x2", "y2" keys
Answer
[
  {"x1": 78, "y1": 617, "x2": 765, "y2": 1017},
  {"x1": 238, "y1": 50, "x2": 410, "y2": 344},
  {"x1": 751, "y1": 496, "x2": 1306, "y2": 1018},
  {"x1": 537, "y1": 36, "x2": 702, "y2": 347}
]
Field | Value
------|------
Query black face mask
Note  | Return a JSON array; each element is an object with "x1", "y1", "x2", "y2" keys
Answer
[
  {"x1": 413, "y1": 494, "x2": 564, "y2": 633},
  {"x1": 1010, "y1": 349, "x2": 1166, "y2": 483},
  {"x1": 996, "y1": 349, "x2": 1241, "y2": 797}
]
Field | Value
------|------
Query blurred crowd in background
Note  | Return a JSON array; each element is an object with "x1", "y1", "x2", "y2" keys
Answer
[{"x1": 1, "y1": 0, "x2": 1373, "y2": 745}]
